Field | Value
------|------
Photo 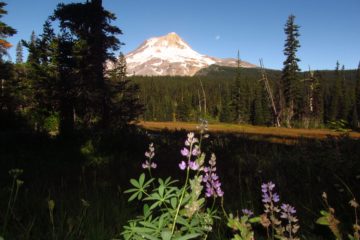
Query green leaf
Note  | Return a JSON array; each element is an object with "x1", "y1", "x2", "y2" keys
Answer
[
  {"x1": 149, "y1": 201, "x2": 161, "y2": 210},
  {"x1": 316, "y1": 216, "x2": 329, "y2": 225},
  {"x1": 139, "y1": 173, "x2": 145, "y2": 186},
  {"x1": 161, "y1": 230, "x2": 172, "y2": 240},
  {"x1": 143, "y1": 204, "x2": 151, "y2": 218},
  {"x1": 320, "y1": 210, "x2": 329, "y2": 216},
  {"x1": 159, "y1": 184, "x2": 165, "y2": 197},
  {"x1": 124, "y1": 188, "x2": 138, "y2": 193},
  {"x1": 174, "y1": 233, "x2": 201, "y2": 240},
  {"x1": 170, "y1": 197, "x2": 177, "y2": 209},
  {"x1": 249, "y1": 216, "x2": 261, "y2": 223},
  {"x1": 128, "y1": 192, "x2": 139, "y2": 202},
  {"x1": 140, "y1": 221, "x2": 157, "y2": 229},
  {"x1": 176, "y1": 215, "x2": 189, "y2": 227},
  {"x1": 130, "y1": 178, "x2": 140, "y2": 188},
  {"x1": 138, "y1": 191, "x2": 143, "y2": 200},
  {"x1": 348, "y1": 234, "x2": 355, "y2": 240},
  {"x1": 141, "y1": 233, "x2": 160, "y2": 240}
]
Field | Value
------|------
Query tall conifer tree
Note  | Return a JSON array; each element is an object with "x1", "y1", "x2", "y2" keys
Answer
[{"x1": 281, "y1": 15, "x2": 301, "y2": 127}]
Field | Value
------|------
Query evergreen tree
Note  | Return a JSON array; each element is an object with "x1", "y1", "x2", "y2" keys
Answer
[
  {"x1": 0, "y1": 1, "x2": 17, "y2": 124},
  {"x1": 312, "y1": 71, "x2": 324, "y2": 127},
  {"x1": 0, "y1": 1, "x2": 16, "y2": 59},
  {"x1": 280, "y1": 14, "x2": 301, "y2": 127},
  {"x1": 339, "y1": 65, "x2": 350, "y2": 121},
  {"x1": 250, "y1": 83, "x2": 265, "y2": 125},
  {"x1": 54, "y1": 33, "x2": 77, "y2": 135},
  {"x1": 15, "y1": 41, "x2": 23, "y2": 64},
  {"x1": 353, "y1": 61, "x2": 360, "y2": 129},
  {"x1": 219, "y1": 91, "x2": 233, "y2": 122},
  {"x1": 106, "y1": 52, "x2": 143, "y2": 127},
  {"x1": 328, "y1": 61, "x2": 342, "y2": 121},
  {"x1": 53, "y1": 0, "x2": 122, "y2": 128},
  {"x1": 230, "y1": 51, "x2": 250, "y2": 123}
]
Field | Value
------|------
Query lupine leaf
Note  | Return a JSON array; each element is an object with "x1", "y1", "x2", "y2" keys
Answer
[
  {"x1": 174, "y1": 233, "x2": 201, "y2": 240},
  {"x1": 130, "y1": 178, "x2": 140, "y2": 188},
  {"x1": 161, "y1": 230, "x2": 172, "y2": 240},
  {"x1": 159, "y1": 184, "x2": 165, "y2": 197},
  {"x1": 316, "y1": 216, "x2": 329, "y2": 225},
  {"x1": 128, "y1": 192, "x2": 139, "y2": 202},
  {"x1": 170, "y1": 197, "x2": 177, "y2": 209},
  {"x1": 140, "y1": 233, "x2": 160, "y2": 240},
  {"x1": 138, "y1": 191, "x2": 143, "y2": 200},
  {"x1": 249, "y1": 216, "x2": 261, "y2": 223},
  {"x1": 124, "y1": 188, "x2": 137, "y2": 193},
  {"x1": 320, "y1": 210, "x2": 329, "y2": 216},
  {"x1": 176, "y1": 216, "x2": 189, "y2": 226},
  {"x1": 143, "y1": 204, "x2": 151, "y2": 218},
  {"x1": 139, "y1": 173, "x2": 145, "y2": 186},
  {"x1": 140, "y1": 221, "x2": 157, "y2": 229}
]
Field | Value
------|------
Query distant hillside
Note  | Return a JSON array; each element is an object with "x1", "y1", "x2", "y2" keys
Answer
[{"x1": 195, "y1": 64, "x2": 358, "y2": 83}]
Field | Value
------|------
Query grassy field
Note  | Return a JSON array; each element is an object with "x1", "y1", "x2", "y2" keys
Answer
[{"x1": 137, "y1": 121, "x2": 360, "y2": 143}]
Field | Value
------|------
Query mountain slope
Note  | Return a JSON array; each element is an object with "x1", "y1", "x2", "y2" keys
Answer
[{"x1": 125, "y1": 32, "x2": 257, "y2": 76}]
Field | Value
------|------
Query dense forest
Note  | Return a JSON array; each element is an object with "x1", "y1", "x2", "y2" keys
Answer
[{"x1": 134, "y1": 65, "x2": 360, "y2": 129}]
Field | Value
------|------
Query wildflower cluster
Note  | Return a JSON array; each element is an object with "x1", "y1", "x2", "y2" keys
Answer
[
  {"x1": 280, "y1": 203, "x2": 300, "y2": 240},
  {"x1": 203, "y1": 153, "x2": 223, "y2": 198},
  {"x1": 142, "y1": 143, "x2": 157, "y2": 169},
  {"x1": 122, "y1": 125, "x2": 223, "y2": 240},
  {"x1": 179, "y1": 132, "x2": 200, "y2": 171},
  {"x1": 260, "y1": 182, "x2": 300, "y2": 240}
]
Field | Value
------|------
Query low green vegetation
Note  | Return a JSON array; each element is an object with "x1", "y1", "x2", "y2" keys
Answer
[{"x1": 1, "y1": 125, "x2": 360, "y2": 239}]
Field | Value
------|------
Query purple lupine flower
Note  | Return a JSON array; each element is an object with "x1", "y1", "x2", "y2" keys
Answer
[
  {"x1": 280, "y1": 203, "x2": 296, "y2": 219},
  {"x1": 192, "y1": 145, "x2": 201, "y2": 156},
  {"x1": 242, "y1": 209, "x2": 254, "y2": 217},
  {"x1": 179, "y1": 132, "x2": 202, "y2": 172},
  {"x1": 142, "y1": 160, "x2": 157, "y2": 169},
  {"x1": 280, "y1": 203, "x2": 300, "y2": 237},
  {"x1": 202, "y1": 153, "x2": 223, "y2": 198},
  {"x1": 142, "y1": 143, "x2": 157, "y2": 170},
  {"x1": 261, "y1": 181, "x2": 280, "y2": 203},
  {"x1": 188, "y1": 161, "x2": 199, "y2": 171},
  {"x1": 179, "y1": 161, "x2": 186, "y2": 170},
  {"x1": 181, "y1": 148, "x2": 190, "y2": 157},
  {"x1": 142, "y1": 160, "x2": 149, "y2": 169},
  {"x1": 273, "y1": 193, "x2": 280, "y2": 203},
  {"x1": 185, "y1": 132, "x2": 198, "y2": 146}
]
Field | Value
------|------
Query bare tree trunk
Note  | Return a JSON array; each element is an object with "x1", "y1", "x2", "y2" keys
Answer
[
  {"x1": 259, "y1": 59, "x2": 281, "y2": 127},
  {"x1": 198, "y1": 78, "x2": 207, "y2": 116}
]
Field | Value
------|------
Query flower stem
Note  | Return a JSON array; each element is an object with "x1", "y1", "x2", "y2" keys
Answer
[
  {"x1": 2, "y1": 176, "x2": 16, "y2": 235},
  {"x1": 171, "y1": 167, "x2": 190, "y2": 236}
]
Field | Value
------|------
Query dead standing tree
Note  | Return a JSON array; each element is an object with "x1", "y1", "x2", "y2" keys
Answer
[{"x1": 259, "y1": 59, "x2": 281, "y2": 127}]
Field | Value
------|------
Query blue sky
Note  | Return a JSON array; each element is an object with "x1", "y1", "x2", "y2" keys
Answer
[{"x1": 2, "y1": 0, "x2": 360, "y2": 70}]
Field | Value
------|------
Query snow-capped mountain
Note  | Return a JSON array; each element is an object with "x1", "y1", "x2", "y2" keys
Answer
[{"x1": 125, "y1": 32, "x2": 257, "y2": 76}]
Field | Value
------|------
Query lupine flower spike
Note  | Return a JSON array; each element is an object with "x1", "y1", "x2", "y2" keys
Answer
[
  {"x1": 280, "y1": 203, "x2": 300, "y2": 240},
  {"x1": 203, "y1": 153, "x2": 223, "y2": 197},
  {"x1": 142, "y1": 143, "x2": 157, "y2": 169},
  {"x1": 260, "y1": 182, "x2": 282, "y2": 238},
  {"x1": 179, "y1": 132, "x2": 199, "y2": 171}
]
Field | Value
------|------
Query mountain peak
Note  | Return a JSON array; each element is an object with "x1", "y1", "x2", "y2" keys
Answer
[
  {"x1": 148, "y1": 32, "x2": 188, "y2": 49},
  {"x1": 124, "y1": 33, "x2": 257, "y2": 76}
]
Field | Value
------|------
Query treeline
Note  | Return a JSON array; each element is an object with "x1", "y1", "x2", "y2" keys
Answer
[
  {"x1": 133, "y1": 64, "x2": 360, "y2": 129},
  {"x1": 134, "y1": 15, "x2": 360, "y2": 129},
  {"x1": 0, "y1": 1, "x2": 142, "y2": 135}
]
